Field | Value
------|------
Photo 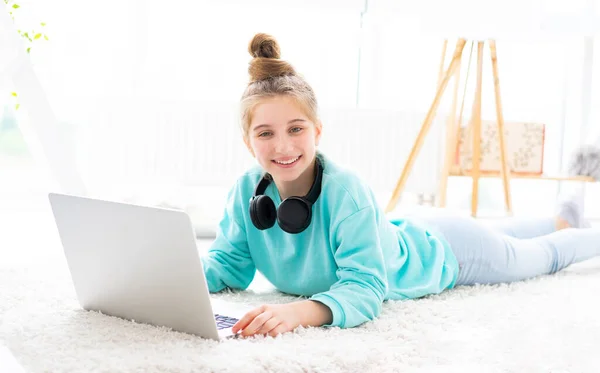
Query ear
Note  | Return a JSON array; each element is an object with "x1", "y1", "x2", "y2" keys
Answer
[
  {"x1": 244, "y1": 137, "x2": 255, "y2": 158},
  {"x1": 314, "y1": 121, "x2": 323, "y2": 146}
]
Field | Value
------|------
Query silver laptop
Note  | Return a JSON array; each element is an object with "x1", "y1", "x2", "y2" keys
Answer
[{"x1": 48, "y1": 192, "x2": 249, "y2": 340}]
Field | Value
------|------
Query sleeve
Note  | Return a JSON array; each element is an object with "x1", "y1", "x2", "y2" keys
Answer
[
  {"x1": 310, "y1": 206, "x2": 388, "y2": 328},
  {"x1": 200, "y1": 183, "x2": 256, "y2": 293}
]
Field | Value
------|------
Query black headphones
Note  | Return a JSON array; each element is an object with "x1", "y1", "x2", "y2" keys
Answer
[{"x1": 249, "y1": 157, "x2": 323, "y2": 234}]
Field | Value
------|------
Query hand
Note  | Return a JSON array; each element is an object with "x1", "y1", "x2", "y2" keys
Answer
[
  {"x1": 231, "y1": 300, "x2": 332, "y2": 338},
  {"x1": 231, "y1": 303, "x2": 302, "y2": 338}
]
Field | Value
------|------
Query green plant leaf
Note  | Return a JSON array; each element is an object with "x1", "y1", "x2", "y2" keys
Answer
[
  {"x1": 11, "y1": 92, "x2": 17, "y2": 97},
  {"x1": 44, "y1": 35, "x2": 49, "y2": 40},
  {"x1": 12, "y1": 4, "x2": 19, "y2": 9},
  {"x1": 27, "y1": 47, "x2": 30, "y2": 53},
  {"x1": 34, "y1": 33, "x2": 41, "y2": 40},
  {"x1": 41, "y1": 22, "x2": 46, "y2": 27},
  {"x1": 15, "y1": 103, "x2": 20, "y2": 110}
]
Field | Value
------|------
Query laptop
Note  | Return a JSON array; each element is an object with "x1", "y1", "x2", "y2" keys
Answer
[
  {"x1": 0, "y1": 345, "x2": 26, "y2": 373},
  {"x1": 48, "y1": 192, "x2": 249, "y2": 340}
]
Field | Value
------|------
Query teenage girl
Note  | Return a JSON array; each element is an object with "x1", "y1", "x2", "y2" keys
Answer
[{"x1": 200, "y1": 33, "x2": 600, "y2": 338}]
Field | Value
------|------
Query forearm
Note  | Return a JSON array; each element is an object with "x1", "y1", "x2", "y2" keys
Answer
[
  {"x1": 297, "y1": 300, "x2": 333, "y2": 327},
  {"x1": 201, "y1": 253, "x2": 256, "y2": 292}
]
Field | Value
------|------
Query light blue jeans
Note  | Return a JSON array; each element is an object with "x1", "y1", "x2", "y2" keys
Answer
[{"x1": 415, "y1": 216, "x2": 600, "y2": 286}]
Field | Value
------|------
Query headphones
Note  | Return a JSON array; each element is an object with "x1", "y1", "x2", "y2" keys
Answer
[{"x1": 249, "y1": 157, "x2": 323, "y2": 234}]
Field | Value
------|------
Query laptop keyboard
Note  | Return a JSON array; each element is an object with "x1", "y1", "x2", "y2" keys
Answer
[{"x1": 214, "y1": 314, "x2": 239, "y2": 330}]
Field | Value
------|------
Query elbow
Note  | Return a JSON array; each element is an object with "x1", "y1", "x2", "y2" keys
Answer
[
  {"x1": 363, "y1": 277, "x2": 387, "y2": 322},
  {"x1": 345, "y1": 282, "x2": 387, "y2": 328},
  {"x1": 371, "y1": 274, "x2": 388, "y2": 303}
]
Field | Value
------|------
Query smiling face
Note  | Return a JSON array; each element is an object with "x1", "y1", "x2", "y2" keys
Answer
[{"x1": 245, "y1": 95, "x2": 322, "y2": 191}]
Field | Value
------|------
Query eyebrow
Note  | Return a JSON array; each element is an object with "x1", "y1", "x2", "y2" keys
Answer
[{"x1": 253, "y1": 119, "x2": 306, "y2": 132}]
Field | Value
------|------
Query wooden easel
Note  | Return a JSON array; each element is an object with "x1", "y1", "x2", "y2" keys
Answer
[
  {"x1": 384, "y1": 39, "x2": 512, "y2": 217},
  {"x1": 385, "y1": 38, "x2": 595, "y2": 217}
]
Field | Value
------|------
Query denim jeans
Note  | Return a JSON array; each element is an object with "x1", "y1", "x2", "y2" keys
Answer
[{"x1": 413, "y1": 216, "x2": 600, "y2": 286}]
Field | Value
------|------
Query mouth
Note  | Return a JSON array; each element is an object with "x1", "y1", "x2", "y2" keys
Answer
[{"x1": 272, "y1": 155, "x2": 302, "y2": 168}]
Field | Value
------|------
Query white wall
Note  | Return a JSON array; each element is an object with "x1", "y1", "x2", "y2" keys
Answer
[{"x1": 4, "y1": 0, "x2": 600, "y2": 229}]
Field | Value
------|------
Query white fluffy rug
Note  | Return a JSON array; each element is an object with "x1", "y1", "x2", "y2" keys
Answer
[
  {"x1": 3, "y1": 243, "x2": 600, "y2": 373},
  {"x1": 2, "y1": 201, "x2": 600, "y2": 373}
]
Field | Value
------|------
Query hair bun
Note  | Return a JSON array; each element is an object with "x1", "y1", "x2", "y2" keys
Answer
[
  {"x1": 248, "y1": 33, "x2": 281, "y2": 59},
  {"x1": 247, "y1": 33, "x2": 296, "y2": 82}
]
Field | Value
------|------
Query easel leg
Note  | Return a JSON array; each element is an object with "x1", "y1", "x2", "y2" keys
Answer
[
  {"x1": 470, "y1": 41, "x2": 485, "y2": 217},
  {"x1": 437, "y1": 50, "x2": 462, "y2": 208},
  {"x1": 437, "y1": 39, "x2": 448, "y2": 86},
  {"x1": 385, "y1": 39, "x2": 467, "y2": 213},
  {"x1": 454, "y1": 41, "x2": 475, "y2": 177},
  {"x1": 460, "y1": 42, "x2": 477, "y2": 177},
  {"x1": 489, "y1": 40, "x2": 513, "y2": 215}
]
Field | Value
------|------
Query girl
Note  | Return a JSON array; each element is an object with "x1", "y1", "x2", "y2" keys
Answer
[{"x1": 200, "y1": 33, "x2": 600, "y2": 338}]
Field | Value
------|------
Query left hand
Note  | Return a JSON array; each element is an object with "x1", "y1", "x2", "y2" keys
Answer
[{"x1": 231, "y1": 303, "x2": 303, "y2": 338}]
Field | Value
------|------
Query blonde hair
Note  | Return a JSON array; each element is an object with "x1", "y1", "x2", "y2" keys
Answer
[{"x1": 240, "y1": 33, "x2": 319, "y2": 140}]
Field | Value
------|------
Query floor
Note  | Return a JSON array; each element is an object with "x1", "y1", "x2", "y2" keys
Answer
[{"x1": 3, "y1": 212, "x2": 600, "y2": 372}]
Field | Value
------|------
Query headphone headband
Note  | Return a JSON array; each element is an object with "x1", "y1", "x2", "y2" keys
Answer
[
  {"x1": 253, "y1": 173, "x2": 272, "y2": 197},
  {"x1": 304, "y1": 157, "x2": 323, "y2": 204}
]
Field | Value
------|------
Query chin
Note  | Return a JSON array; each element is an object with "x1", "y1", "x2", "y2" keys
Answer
[
  {"x1": 275, "y1": 172, "x2": 303, "y2": 183},
  {"x1": 268, "y1": 167, "x2": 303, "y2": 182}
]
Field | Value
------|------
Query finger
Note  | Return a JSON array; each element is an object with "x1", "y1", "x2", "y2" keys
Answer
[
  {"x1": 268, "y1": 323, "x2": 289, "y2": 338},
  {"x1": 256, "y1": 317, "x2": 281, "y2": 336},
  {"x1": 232, "y1": 305, "x2": 265, "y2": 333},
  {"x1": 241, "y1": 311, "x2": 272, "y2": 337}
]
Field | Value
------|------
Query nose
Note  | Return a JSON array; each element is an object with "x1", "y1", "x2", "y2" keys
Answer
[{"x1": 274, "y1": 133, "x2": 294, "y2": 153}]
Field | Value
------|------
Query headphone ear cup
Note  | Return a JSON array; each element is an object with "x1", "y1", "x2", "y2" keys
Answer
[
  {"x1": 277, "y1": 198, "x2": 312, "y2": 234},
  {"x1": 250, "y1": 195, "x2": 277, "y2": 230}
]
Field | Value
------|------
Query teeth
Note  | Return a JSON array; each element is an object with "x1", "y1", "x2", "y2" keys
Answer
[{"x1": 275, "y1": 156, "x2": 299, "y2": 165}]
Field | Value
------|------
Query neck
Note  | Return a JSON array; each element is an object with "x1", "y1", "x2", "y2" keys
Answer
[{"x1": 274, "y1": 156, "x2": 317, "y2": 200}]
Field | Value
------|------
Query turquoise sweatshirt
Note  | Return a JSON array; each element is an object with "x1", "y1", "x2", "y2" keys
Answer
[{"x1": 201, "y1": 153, "x2": 459, "y2": 328}]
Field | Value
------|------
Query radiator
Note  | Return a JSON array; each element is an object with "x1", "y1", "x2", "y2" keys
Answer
[{"x1": 80, "y1": 100, "x2": 446, "y2": 202}]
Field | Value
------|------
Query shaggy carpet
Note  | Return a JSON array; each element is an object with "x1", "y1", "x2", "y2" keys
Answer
[
  {"x1": 2, "y1": 240, "x2": 600, "y2": 373},
  {"x1": 2, "y1": 203, "x2": 600, "y2": 373}
]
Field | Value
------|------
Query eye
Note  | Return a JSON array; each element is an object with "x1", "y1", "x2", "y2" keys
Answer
[
  {"x1": 290, "y1": 127, "x2": 303, "y2": 133},
  {"x1": 258, "y1": 131, "x2": 273, "y2": 137}
]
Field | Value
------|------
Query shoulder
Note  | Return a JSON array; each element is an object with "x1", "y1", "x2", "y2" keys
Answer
[
  {"x1": 234, "y1": 164, "x2": 264, "y2": 194},
  {"x1": 224, "y1": 164, "x2": 264, "y2": 210},
  {"x1": 318, "y1": 152, "x2": 378, "y2": 213}
]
